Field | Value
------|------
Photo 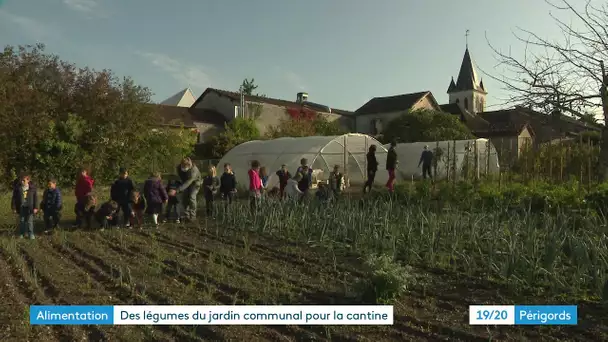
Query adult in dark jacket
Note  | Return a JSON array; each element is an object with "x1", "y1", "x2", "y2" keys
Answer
[
  {"x1": 385, "y1": 141, "x2": 398, "y2": 193},
  {"x1": 40, "y1": 178, "x2": 63, "y2": 232},
  {"x1": 143, "y1": 172, "x2": 168, "y2": 227},
  {"x1": 110, "y1": 167, "x2": 135, "y2": 227},
  {"x1": 363, "y1": 144, "x2": 378, "y2": 193},
  {"x1": 418, "y1": 145, "x2": 434, "y2": 180},
  {"x1": 11, "y1": 173, "x2": 38, "y2": 239},
  {"x1": 175, "y1": 157, "x2": 202, "y2": 221}
]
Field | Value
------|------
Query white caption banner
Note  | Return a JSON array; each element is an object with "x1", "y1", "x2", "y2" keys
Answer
[{"x1": 114, "y1": 305, "x2": 393, "y2": 325}]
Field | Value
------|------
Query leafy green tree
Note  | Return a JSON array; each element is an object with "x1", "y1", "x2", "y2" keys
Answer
[
  {"x1": 240, "y1": 78, "x2": 258, "y2": 96},
  {"x1": 207, "y1": 117, "x2": 261, "y2": 158},
  {"x1": 313, "y1": 115, "x2": 347, "y2": 136},
  {"x1": 137, "y1": 126, "x2": 198, "y2": 177},
  {"x1": 0, "y1": 43, "x2": 197, "y2": 186},
  {"x1": 381, "y1": 109, "x2": 474, "y2": 144}
]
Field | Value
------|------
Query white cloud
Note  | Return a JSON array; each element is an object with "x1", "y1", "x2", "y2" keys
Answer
[
  {"x1": 63, "y1": 0, "x2": 98, "y2": 13},
  {"x1": 136, "y1": 51, "x2": 212, "y2": 89},
  {"x1": 0, "y1": 10, "x2": 61, "y2": 41}
]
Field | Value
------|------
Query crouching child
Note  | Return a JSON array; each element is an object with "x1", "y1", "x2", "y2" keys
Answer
[
  {"x1": 95, "y1": 200, "x2": 119, "y2": 231},
  {"x1": 315, "y1": 182, "x2": 332, "y2": 203},
  {"x1": 11, "y1": 173, "x2": 38, "y2": 239},
  {"x1": 129, "y1": 191, "x2": 146, "y2": 229},
  {"x1": 75, "y1": 194, "x2": 96, "y2": 230},
  {"x1": 285, "y1": 173, "x2": 304, "y2": 202},
  {"x1": 40, "y1": 178, "x2": 62, "y2": 233},
  {"x1": 164, "y1": 178, "x2": 181, "y2": 223}
]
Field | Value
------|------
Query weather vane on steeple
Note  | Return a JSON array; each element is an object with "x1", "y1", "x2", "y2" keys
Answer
[{"x1": 465, "y1": 29, "x2": 470, "y2": 48}]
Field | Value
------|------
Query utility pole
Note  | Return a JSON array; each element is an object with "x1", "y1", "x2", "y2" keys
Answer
[{"x1": 239, "y1": 85, "x2": 246, "y2": 118}]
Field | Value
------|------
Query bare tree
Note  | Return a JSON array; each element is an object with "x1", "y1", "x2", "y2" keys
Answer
[{"x1": 485, "y1": 0, "x2": 608, "y2": 179}]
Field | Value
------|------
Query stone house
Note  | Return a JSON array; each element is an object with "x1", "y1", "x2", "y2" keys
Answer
[
  {"x1": 353, "y1": 91, "x2": 441, "y2": 136},
  {"x1": 189, "y1": 88, "x2": 355, "y2": 136}
]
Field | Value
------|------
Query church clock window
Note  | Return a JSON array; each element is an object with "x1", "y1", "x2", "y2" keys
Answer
[{"x1": 464, "y1": 97, "x2": 469, "y2": 110}]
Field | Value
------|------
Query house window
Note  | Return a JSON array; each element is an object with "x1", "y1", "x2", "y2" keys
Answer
[{"x1": 464, "y1": 97, "x2": 469, "y2": 110}]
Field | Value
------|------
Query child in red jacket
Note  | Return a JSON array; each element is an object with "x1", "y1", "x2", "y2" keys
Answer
[{"x1": 73, "y1": 168, "x2": 95, "y2": 229}]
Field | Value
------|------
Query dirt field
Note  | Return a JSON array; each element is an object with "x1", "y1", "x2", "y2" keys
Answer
[{"x1": 0, "y1": 216, "x2": 604, "y2": 342}]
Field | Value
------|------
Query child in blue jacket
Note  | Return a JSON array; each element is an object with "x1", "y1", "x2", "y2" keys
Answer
[{"x1": 40, "y1": 178, "x2": 62, "y2": 233}]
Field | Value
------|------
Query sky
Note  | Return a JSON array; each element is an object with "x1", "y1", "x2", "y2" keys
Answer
[{"x1": 0, "y1": 0, "x2": 580, "y2": 111}]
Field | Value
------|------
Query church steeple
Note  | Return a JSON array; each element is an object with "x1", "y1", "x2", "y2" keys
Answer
[
  {"x1": 447, "y1": 36, "x2": 488, "y2": 114},
  {"x1": 448, "y1": 48, "x2": 485, "y2": 94}
]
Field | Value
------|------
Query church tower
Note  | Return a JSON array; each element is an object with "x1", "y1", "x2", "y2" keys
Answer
[{"x1": 447, "y1": 46, "x2": 487, "y2": 114}]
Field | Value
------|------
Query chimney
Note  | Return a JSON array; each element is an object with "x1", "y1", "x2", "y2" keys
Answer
[{"x1": 296, "y1": 92, "x2": 308, "y2": 103}]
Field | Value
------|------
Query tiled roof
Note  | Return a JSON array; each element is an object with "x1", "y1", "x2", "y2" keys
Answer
[
  {"x1": 478, "y1": 107, "x2": 598, "y2": 142},
  {"x1": 439, "y1": 103, "x2": 462, "y2": 115},
  {"x1": 192, "y1": 88, "x2": 354, "y2": 116},
  {"x1": 473, "y1": 124, "x2": 533, "y2": 138},
  {"x1": 150, "y1": 104, "x2": 226, "y2": 128},
  {"x1": 355, "y1": 91, "x2": 434, "y2": 115},
  {"x1": 439, "y1": 103, "x2": 490, "y2": 132}
]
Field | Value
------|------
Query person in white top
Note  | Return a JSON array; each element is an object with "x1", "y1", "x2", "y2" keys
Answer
[{"x1": 285, "y1": 173, "x2": 304, "y2": 201}]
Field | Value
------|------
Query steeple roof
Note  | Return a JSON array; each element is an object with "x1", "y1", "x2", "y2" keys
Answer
[
  {"x1": 447, "y1": 77, "x2": 457, "y2": 93},
  {"x1": 447, "y1": 48, "x2": 486, "y2": 94}
]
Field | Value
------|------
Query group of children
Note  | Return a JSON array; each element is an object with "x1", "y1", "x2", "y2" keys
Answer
[
  {"x1": 244, "y1": 158, "x2": 345, "y2": 210},
  {"x1": 10, "y1": 167, "x2": 187, "y2": 239},
  {"x1": 72, "y1": 168, "x2": 186, "y2": 231},
  {"x1": 191, "y1": 158, "x2": 346, "y2": 218},
  {"x1": 10, "y1": 158, "x2": 347, "y2": 239}
]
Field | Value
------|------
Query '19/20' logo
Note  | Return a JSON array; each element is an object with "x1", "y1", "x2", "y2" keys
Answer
[
  {"x1": 477, "y1": 309, "x2": 508, "y2": 320},
  {"x1": 469, "y1": 305, "x2": 514, "y2": 325}
]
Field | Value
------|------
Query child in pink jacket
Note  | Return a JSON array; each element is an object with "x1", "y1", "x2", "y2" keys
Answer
[{"x1": 248, "y1": 160, "x2": 262, "y2": 213}]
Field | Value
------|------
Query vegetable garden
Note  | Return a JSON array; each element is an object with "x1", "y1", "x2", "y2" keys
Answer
[{"x1": 0, "y1": 179, "x2": 606, "y2": 341}]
